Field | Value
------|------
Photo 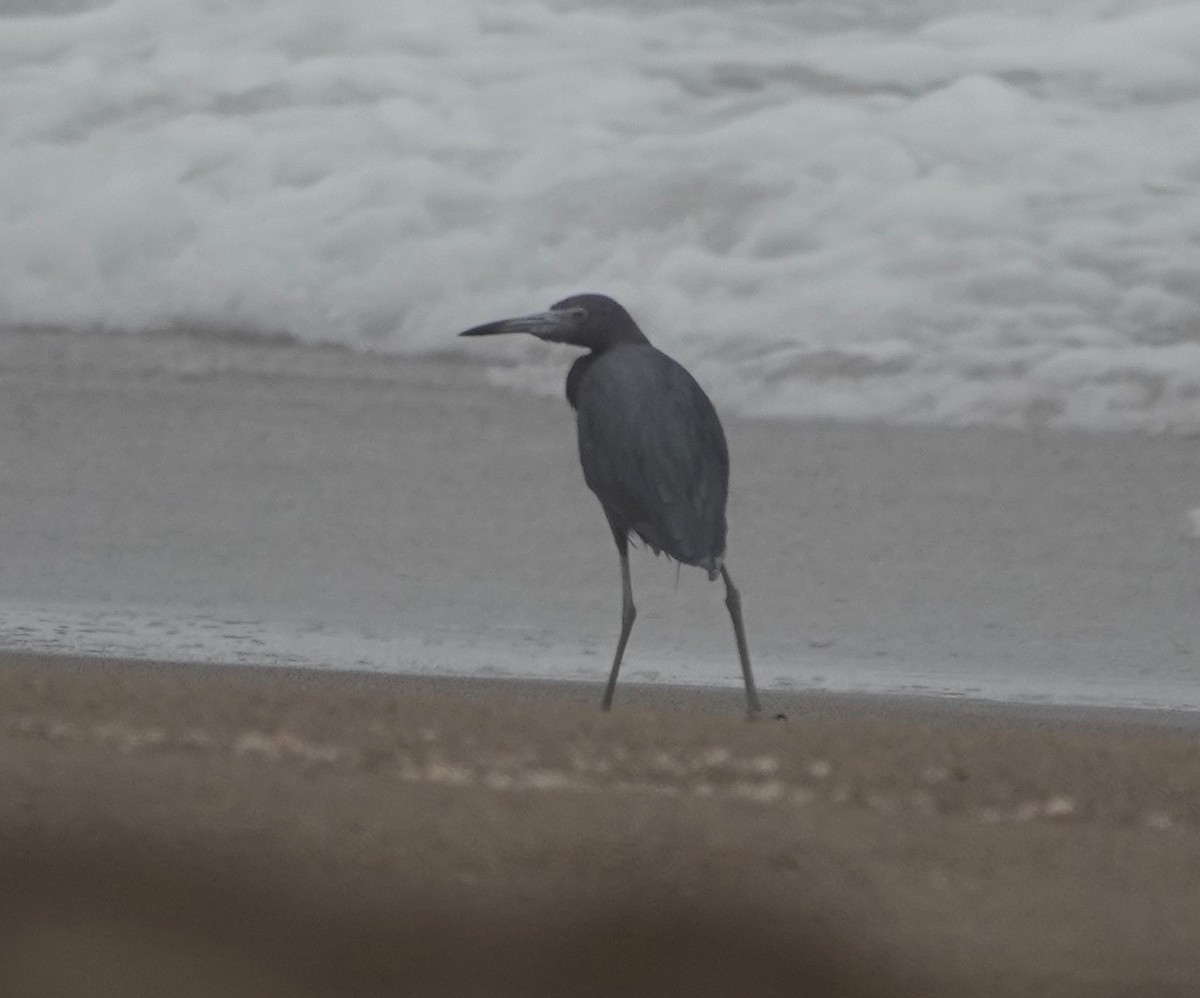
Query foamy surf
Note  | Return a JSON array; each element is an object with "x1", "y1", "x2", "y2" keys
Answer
[{"x1": 3, "y1": 0, "x2": 1200, "y2": 430}]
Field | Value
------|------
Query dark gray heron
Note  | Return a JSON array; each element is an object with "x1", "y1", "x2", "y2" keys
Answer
[{"x1": 460, "y1": 293, "x2": 761, "y2": 717}]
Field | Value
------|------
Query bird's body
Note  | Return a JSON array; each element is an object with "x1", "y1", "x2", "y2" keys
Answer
[
  {"x1": 460, "y1": 293, "x2": 760, "y2": 716},
  {"x1": 573, "y1": 343, "x2": 729, "y2": 576}
]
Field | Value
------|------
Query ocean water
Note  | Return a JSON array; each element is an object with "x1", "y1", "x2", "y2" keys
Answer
[
  {"x1": 4, "y1": 0, "x2": 1200, "y2": 711},
  {"x1": 4, "y1": 0, "x2": 1200, "y2": 431}
]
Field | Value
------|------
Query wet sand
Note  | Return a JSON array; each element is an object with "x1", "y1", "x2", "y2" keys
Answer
[
  {"x1": 3, "y1": 329, "x2": 1200, "y2": 706},
  {"x1": 3, "y1": 653, "x2": 1200, "y2": 997}
]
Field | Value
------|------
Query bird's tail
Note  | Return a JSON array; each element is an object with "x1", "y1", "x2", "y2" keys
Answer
[{"x1": 701, "y1": 554, "x2": 723, "y2": 582}]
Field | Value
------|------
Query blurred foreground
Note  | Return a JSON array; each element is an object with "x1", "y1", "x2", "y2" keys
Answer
[{"x1": 2, "y1": 656, "x2": 1200, "y2": 997}]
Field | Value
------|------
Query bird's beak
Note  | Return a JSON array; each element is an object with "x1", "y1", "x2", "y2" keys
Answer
[{"x1": 459, "y1": 307, "x2": 583, "y2": 343}]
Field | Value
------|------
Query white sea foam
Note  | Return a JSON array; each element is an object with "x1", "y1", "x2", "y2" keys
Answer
[{"x1": 3, "y1": 0, "x2": 1200, "y2": 430}]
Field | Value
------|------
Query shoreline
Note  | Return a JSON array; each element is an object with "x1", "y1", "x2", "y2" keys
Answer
[
  {"x1": 5, "y1": 329, "x2": 1200, "y2": 710},
  {"x1": 8, "y1": 650, "x2": 1200, "y2": 732}
]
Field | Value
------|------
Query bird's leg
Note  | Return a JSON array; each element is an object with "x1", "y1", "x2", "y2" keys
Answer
[
  {"x1": 720, "y1": 565, "x2": 761, "y2": 719},
  {"x1": 601, "y1": 535, "x2": 637, "y2": 711}
]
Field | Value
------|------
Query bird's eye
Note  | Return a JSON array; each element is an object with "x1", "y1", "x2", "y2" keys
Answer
[{"x1": 568, "y1": 308, "x2": 587, "y2": 321}]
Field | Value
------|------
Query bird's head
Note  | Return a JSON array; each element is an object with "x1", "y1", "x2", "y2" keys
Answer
[{"x1": 459, "y1": 293, "x2": 648, "y2": 350}]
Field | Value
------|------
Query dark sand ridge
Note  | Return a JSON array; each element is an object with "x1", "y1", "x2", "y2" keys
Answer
[{"x1": 3, "y1": 654, "x2": 1200, "y2": 997}]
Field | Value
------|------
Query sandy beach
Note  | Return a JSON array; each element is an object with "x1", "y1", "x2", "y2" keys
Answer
[
  {"x1": 3, "y1": 330, "x2": 1200, "y2": 995},
  {"x1": 3, "y1": 653, "x2": 1200, "y2": 997}
]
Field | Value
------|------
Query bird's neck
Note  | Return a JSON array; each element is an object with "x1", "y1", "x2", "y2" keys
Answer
[
  {"x1": 564, "y1": 332, "x2": 651, "y2": 409},
  {"x1": 565, "y1": 352, "x2": 598, "y2": 410}
]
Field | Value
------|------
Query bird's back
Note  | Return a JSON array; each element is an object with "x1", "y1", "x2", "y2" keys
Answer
[{"x1": 573, "y1": 344, "x2": 729, "y2": 572}]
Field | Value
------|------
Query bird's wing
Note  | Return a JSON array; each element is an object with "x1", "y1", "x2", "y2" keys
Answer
[{"x1": 575, "y1": 346, "x2": 728, "y2": 565}]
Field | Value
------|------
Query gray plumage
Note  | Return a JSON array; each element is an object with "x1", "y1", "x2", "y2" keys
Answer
[
  {"x1": 460, "y1": 293, "x2": 760, "y2": 716},
  {"x1": 574, "y1": 343, "x2": 728, "y2": 575}
]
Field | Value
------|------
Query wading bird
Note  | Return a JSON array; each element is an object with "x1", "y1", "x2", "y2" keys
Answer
[{"x1": 460, "y1": 294, "x2": 760, "y2": 717}]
